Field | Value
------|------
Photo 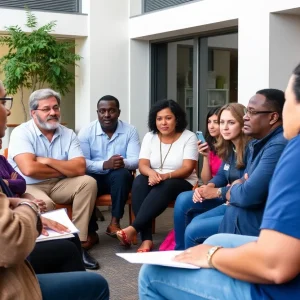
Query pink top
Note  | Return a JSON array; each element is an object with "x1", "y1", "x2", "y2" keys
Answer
[{"x1": 209, "y1": 151, "x2": 222, "y2": 177}]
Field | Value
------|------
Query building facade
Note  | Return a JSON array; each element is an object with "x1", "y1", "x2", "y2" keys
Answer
[{"x1": 1, "y1": 0, "x2": 300, "y2": 140}]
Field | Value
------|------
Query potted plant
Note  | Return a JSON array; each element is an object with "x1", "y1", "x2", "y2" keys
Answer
[{"x1": 0, "y1": 10, "x2": 81, "y2": 121}]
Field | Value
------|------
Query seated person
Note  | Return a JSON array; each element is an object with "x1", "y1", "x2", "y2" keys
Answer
[
  {"x1": 138, "y1": 64, "x2": 300, "y2": 300},
  {"x1": 183, "y1": 89, "x2": 287, "y2": 249},
  {"x1": 160, "y1": 106, "x2": 222, "y2": 251},
  {"x1": 174, "y1": 103, "x2": 250, "y2": 250},
  {"x1": 7, "y1": 88, "x2": 99, "y2": 268},
  {"x1": 199, "y1": 106, "x2": 222, "y2": 184},
  {"x1": 78, "y1": 95, "x2": 140, "y2": 237},
  {"x1": 0, "y1": 92, "x2": 109, "y2": 300},
  {"x1": 117, "y1": 99, "x2": 198, "y2": 252},
  {"x1": 0, "y1": 193, "x2": 109, "y2": 300},
  {"x1": 0, "y1": 96, "x2": 95, "y2": 272}
]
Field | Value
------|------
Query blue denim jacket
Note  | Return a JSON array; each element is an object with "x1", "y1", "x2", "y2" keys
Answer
[
  {"x1": 209, "y1": 148, "x2": 247, "y2": 202},
  {"x1": 219, "y1": 126, "x2": 287, "y2": 236}
]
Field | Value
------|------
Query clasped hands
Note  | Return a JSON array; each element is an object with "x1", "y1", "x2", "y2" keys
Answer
[
  {"x1": 193, "y1": 185, "x2": 218, "y2": 203},
  {"x1": 103, "y1": 154, "x2": 125, "y2": 170},
  {"x1": 148, "y1": 170, "x2": 169, "y2": 186}
]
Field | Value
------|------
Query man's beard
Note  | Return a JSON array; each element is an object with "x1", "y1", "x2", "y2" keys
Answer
[{"x1": 36, "y1": 114, "x2": 61, "y2": 130}]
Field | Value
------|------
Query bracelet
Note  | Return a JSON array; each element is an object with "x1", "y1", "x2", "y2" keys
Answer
[
  {"x1": 169, "y1": 172, "x2": 172, "y2": 179},
  {"x1": 207, "y1": 246, "x2": 223, "y2": 268},
  {"x1": 17, "y1": 201, "x2": 40, "y2": 216}
]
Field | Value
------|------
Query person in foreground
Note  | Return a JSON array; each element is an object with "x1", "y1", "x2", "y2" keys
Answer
[
  {"x1": 138, "y1": 65, "x2": 300, "y2": 299},
  {"x1": 0, "y1": 95, "x2": 109, "y2": 300},
  {"x1": 117, "y1": 99, "x2": 198, "y2": 252}
]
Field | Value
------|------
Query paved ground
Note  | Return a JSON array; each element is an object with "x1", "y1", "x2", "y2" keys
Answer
[{"x1": 89, "y1": 206, "x2": 174, "y2": 300}]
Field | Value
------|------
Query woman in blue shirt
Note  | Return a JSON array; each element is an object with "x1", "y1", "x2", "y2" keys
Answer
[
  {"x1": 138, "y1": 63, "x2": 300, "y2": 300},
  {"x1": 174, "y1": 103, "x2": 250, "y2": 250}
]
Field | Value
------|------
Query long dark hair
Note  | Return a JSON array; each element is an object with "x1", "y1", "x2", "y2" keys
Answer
[{"x1": 205, "y1": 107, "x2": 221, "y2": 154}]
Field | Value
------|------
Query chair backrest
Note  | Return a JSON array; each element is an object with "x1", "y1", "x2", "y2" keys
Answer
[{"x1": 3, "y1": 148, "x2": 8, "y2": 159}]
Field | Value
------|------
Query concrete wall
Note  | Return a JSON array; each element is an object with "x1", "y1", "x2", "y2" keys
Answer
[
  {"x1": 75, "y1": 0, "x2": 130, "y2": 132},
  {"x1": 269, "y1": 14, "x2": 300, "y2": 91}
]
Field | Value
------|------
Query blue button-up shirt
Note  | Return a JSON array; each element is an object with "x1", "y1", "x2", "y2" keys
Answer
[
  {"x1": 8, "y1": 120, "x2": 84, "y2": 184},
  {"x1": 219, "y1": 126, "x2": 288, "y2": 236},
  {"x1": 78, "y1": 120, "x2": 140, "y2": 174}
]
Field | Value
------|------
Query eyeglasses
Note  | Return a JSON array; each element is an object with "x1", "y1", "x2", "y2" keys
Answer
[
  {"x1": 35, "y1": 106, "x2": 60, "y2": 113},
  {"x1": 0, "y1": 97, "x2": 13, "y2": 110},
  {"x1": 244, "y1": 108, "x2": 275, "y2": 116}
]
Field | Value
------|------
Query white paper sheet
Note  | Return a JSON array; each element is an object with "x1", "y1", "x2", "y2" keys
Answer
[
  {"x1": 36, "y1": 208, "x2": 79, "y2": 242},
  {"x1": 116, "y1": 251, "x2": 200, "y2": 269}
]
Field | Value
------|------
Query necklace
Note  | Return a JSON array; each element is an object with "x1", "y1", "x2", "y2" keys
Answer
[
  {"x1": 159, "y1": 136, "x2": 174, "y2": 171},
  {"x1": 232, "y1": 146, "x2": 237, "y2": 153}
]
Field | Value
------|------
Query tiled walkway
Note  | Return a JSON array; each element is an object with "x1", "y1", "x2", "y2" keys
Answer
[{"x1": 89, "y1": 207, "x2": 174, "y2": 300}]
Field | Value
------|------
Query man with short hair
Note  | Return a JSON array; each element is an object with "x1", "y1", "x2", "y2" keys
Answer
[
  {"x1": 8, "y1": 88, "x2": 99, "y2": 269},
  {"x1": 184, "y1": 89, "x2": 288, "y2": 247},
  {"x1": 78, "y1": 95, "x2": 140, "y2": 237}
]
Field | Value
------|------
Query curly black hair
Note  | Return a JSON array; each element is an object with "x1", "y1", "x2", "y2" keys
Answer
[{"x1": 148, "y1": 99, "x2": 187, "y2": 133}]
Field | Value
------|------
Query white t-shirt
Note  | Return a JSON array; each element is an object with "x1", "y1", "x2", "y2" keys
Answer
[{"x1": 139, "y1": 129, "x2": 199, "y2": 185}]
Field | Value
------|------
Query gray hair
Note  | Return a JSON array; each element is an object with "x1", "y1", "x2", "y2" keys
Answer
[{"x1": 29, "y1": 88, "x2": 61, "y2": 111}]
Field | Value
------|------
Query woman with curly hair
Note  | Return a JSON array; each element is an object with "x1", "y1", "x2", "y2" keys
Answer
[{"x1": 117, "y1": 99, "x2": 198, "y2": 252}]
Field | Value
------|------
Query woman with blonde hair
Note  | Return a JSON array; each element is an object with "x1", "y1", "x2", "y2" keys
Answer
[{"x1": 174, "y1": 103, "x2": 250, "y2": 250}]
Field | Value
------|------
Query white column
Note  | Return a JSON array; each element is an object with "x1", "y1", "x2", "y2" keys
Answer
[
  {"x1": 269, "y1": 14, "x2": 300, "y2": 90},
  {"x1": 129, "y1": 39, "x2": 150, "y2": 139},
  {"x1": 238, "y1": 4, "x2": 271, "y2": 105},
  {"x1": 75, "y1": 0, "x2": 130, "y2": 131}
]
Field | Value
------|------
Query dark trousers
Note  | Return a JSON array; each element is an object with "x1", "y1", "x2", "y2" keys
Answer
[
  {"x1": 88, "y1": 169, "x2": 133, "y2": 230},
  {"x1": 132, "y1": 174, "x2": 192, "y2": 241},
  {"x1": 29, "y1": 234, "x2": 85, "y2": 274},
  {"x1": 38, "y1": 271, "x2": 109, "y2": 300}
]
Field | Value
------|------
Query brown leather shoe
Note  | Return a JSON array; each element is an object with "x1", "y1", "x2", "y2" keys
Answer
[
  {"x1": 106, "y1": 223, "x2": 121, "y2": 238},
  {"x1": 81, "y1": 232, "x2": 99, "y2": 250}
]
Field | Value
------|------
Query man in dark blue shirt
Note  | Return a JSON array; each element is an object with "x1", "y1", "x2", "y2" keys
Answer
[{"x1": 184, "y1": 89, "x2": 287, "y2": 248}]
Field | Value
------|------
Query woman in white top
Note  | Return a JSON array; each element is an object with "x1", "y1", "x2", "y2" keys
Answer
[{"x1": 117, "y1": 99, "x2": 198, "y2": 252}]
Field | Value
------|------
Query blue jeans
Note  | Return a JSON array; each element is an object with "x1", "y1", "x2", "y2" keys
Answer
[
  {"x1": 38, "y1": 271, "x2": 109, "y2": 300},
  {"x1": 174, "y1": 191, "x2": 224, "y2": 250},
  {"x1": 185, "y1": 204, "x2": 227, "y2": 248},
  {"x1": 139, "y1": 234, "x2": 258, "y2": 300}
]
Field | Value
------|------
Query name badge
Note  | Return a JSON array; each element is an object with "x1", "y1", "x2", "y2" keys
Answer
[{"x1": 224, "y1": 164, "x2": 230, "y2": 171}]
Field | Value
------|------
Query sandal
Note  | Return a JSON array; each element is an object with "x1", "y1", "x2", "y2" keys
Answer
[
  {"x1": 117, "y1": 229, "x2": 132, "y2": 247},
  {"x1": 137, "y1": 241, "x2": 154, "y2": 253}
]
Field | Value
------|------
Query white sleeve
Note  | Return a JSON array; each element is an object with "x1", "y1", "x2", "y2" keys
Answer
[
  {"x1": 183, "y1": 133, "x2": 199, "y2": 161},
  {"x1": 139, "y1": 132, "x2": 153, "y2": 159}
]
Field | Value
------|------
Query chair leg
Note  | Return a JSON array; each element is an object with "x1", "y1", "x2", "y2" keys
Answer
[
  {"x1": 128, "y1": 203, "x2": 133, "y2": 225},
  {"x1": 152, "y1": 219, "x2": 156, "y2": 234},
  {"x1": 96, "y1": 207, "x2": 105, "y2": 222}
]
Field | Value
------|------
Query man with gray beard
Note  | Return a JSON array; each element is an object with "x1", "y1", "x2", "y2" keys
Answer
[{"x1": 7, "y1": 88, "x2": 99, "y2": 269}]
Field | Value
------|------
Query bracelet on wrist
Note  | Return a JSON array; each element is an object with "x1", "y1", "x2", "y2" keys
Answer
[{"x1": 207, "y1": 246, "x2": 223, "y2": 268}]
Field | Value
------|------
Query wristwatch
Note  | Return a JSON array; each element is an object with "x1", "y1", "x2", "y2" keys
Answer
[
  {"x1": 207, "y1": 246, "x2": 223, "y2": 268},
  {"x1": 17, "y1": 201, "x2": 43, "y2": 234},
  {"x1": 216, "y1": 188, "x2": 222, "y2": 198}
]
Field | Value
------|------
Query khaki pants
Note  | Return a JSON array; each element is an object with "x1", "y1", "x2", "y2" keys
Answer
[{"x1": 25, "y1": 175, "x2": 97, "y2": 241}]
